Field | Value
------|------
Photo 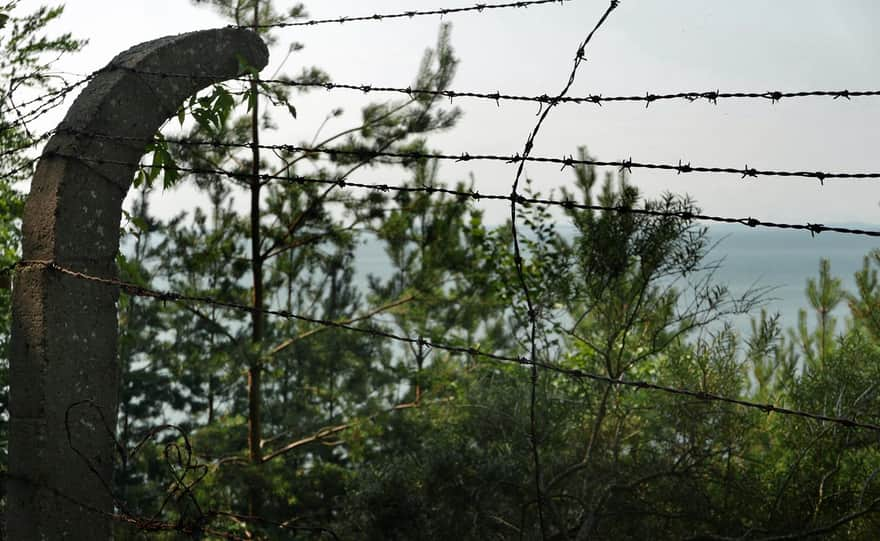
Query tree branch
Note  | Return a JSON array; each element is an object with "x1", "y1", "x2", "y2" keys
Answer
[{"x1": 268, "y1": 293, "x2": 414, "y2": 357}]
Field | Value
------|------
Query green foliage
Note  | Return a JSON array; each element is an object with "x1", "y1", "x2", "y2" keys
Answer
[
  {"x1": 748, "y1": 308, "x2": 796, "y2": 400},
  {"x1": 0, "y1": 1, "x2": 85, "y2": 185},
  {"x1": 114, "y1": 2, "x2": 470, "y2": 536},
  {"x1": 849, "y1": 250, "x2": 880, "y2": 340},
  {"x1": 136, "y1": 133, "x2": 180, "y2": 189},
  {"x1": 4, "y1": 1, "x2": 871, "y2": 539},
  {"x1": 323, "y1": 166, "x2": 880, "y2": 539},
  {"x1": 793, "y1": 258, "x2": 845, "y2": 370},
  {"x1": 337, "y1": 162, "x2": 772, "y2": 539}
]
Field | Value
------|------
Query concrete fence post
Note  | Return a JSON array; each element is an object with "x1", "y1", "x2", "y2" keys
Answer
[{"x1": 8, "y1": 28, "x2": 268, "y2": 539}]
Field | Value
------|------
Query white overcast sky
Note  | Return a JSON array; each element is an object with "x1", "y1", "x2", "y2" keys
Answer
[{"x1": 19, "y1": 0, "x2": 880, "y2": 227}]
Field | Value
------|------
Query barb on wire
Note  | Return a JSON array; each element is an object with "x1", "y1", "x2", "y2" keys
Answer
[
  {"x1": 12, "y1": 259, "x2": 880, "y2": 434},
  {"x1": 7, "y1": 73, "x2": 92, "y2": 112},
  {"x1": 39, "y1": 150, "x2": 880, "y2": 239},
  {"x1": 274, "y1": 175, "x2": 880, "y2": 238},
  {"x1": 239, "y1": 0, "x2": 569, "y2": 29},
  {"x1": 7, "y1": 49, "x2": 877, "y2": 146},
  {"x1": 1, "y1": 74, "x2": 94, "y2": 137},
  {"x1": 52, "y1": 128, "x2": 880, "y2": 183},
  {"x1": 86, "y1": 63, "x2": 880, "y2": 109},
  {"x1": 268, "y1": 79, "x2": 880, "y2": 108},
  {"x1": 506, "y1": 1, "x2": 620, "y2": 537},
  {"x1": 212, "y1": 512, "x2": 341, "y2": 540},
  {"x1": 277, "y1": 145, "x2": 880, "y2": 182}
]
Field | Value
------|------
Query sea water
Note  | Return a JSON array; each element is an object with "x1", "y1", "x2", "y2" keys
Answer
[
  {"x1": 708, "y1": 224, "x2": 880, "y2": 336},
  {"x1": 353, "y1": 224, "x2": 880, "y2": 339}
]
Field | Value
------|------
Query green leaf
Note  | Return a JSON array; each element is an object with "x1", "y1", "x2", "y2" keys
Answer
[
  {"x1": 147, "y1": 151, "x2": 163, "y2": 182},
  {"x1": 215, "y1": 86, "x2": 235, "y2": 125},
  {"x1": 287, "y1": 103, "x2": 297, "y2": 119},
  {"x1": 192, "y1": 109, "x2": 213, "y2": 132},
  {"x1": 163, "y1": 167, "x2": 179, "y2": 189},
  {"x1": 131, "y1": 216, "x2": 149, "y2": 233},
  {"x1": 245, "y1": 89, "x2": 257, "y2": 113},
  {"x1": 156, "y1": 148, "x2": 180, "y2": 189}
]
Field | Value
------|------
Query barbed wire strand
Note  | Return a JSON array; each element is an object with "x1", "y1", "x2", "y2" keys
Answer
[
  {"x1": 507, "y1": 2, "x2": 619, "y2": 536},
  {"x1": 256, "y1": 79, "x2": 880, "y2": 108},
  {"x1": 7, "y1": 10, "x2": 880, "y2": 539},
  {"x1": 0, "y1": 74, "x2": 95, "y2": 136},
  {"x1": 51, "y1": 128, "x2": 880, "y2": 183},
  {"x1": 270, "y1": 174, "x2": 880, "y2": 238},
  {"x1": 12, "y1": 259, "x2": 880, "y2": 434},
  {"x1": 33, "y1": 61, "x2": 876, "y2": 117},
  {"x1": 240, "y1": 0, "x2": 569, "y2": 29},
  {"x1": 40, "y1": 150, "x2": 880, "y2": 239},
  {"x1": 2, "y1": 52, "x2": 879, "y2": 146},
  {"x1": 97, "y1": 63, "x2": 880, "y2": 109}
]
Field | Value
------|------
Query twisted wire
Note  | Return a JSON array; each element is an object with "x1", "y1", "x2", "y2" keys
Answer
[
  {"x1": 240, "y1": 0, "x2": 569, "y2": 29},
  {"x1": 52, "y1": 127, "x2": 880, "y2": 183},
  {"x1": 42, "y1": 150, "x2": 880, "y2": 238},
  {"x1": 45, "y1": 64, "x2": 880, "y2": 111},
  {"x1": 277, "y1": 79, "x2": 880, "y2": 107},
  {"x1": 12, "y1": 259, "x2": 879, "y2": 434}
]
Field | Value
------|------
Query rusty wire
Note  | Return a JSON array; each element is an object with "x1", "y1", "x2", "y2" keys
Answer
[
  {"x1": 3, "y1": 21, "x2": 879, "y2": 134},
  {"x1": 0, "y1": 153, "x2": 43, "y2": 181}
]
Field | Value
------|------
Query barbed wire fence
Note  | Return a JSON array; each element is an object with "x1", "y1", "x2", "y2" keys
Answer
[
  {"x1": 5, "y1": 0, "x2": 880, "y2": 538},
  {"x1": 505, "y1": 1, "x2": 620, "y2": 533}
]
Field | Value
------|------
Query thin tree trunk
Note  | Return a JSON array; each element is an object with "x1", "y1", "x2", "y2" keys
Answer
[
  {"x1": 247, "y1": 0, "x2": 264, "y2": 518},
  {"x1": 207, "y1": 375, "x2": 215, "y2": 425}
]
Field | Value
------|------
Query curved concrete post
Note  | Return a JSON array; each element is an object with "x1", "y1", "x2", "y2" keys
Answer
[{"x1": 9, "y1": 29, "x2": 268, "y2": 539}]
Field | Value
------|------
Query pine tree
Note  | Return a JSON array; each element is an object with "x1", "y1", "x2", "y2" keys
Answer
[
  {"x1": 118, "y1": 0, "x2": 466, "y2": 530},
  {"x1": 794, "y1": 258, "x2": 845, "y2": 371}
]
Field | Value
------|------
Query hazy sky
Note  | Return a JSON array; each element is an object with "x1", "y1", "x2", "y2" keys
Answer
[{"x1": 19, "y1": 0, "x2": 880, "y2": 227}]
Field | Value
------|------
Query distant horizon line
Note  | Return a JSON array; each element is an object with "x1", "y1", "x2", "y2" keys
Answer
[{"x1": 475, "y1": 220, "x2": 880, "y2": 231}]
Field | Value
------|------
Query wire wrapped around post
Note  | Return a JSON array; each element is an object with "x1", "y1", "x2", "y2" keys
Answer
[{"x1": 8, "y1": 28, "x2": 268, "y2": 540}]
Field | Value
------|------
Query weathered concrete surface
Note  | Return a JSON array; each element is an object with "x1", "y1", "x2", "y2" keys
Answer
[{"x1": 9, "y1": 29, "x2": 268, "y2": 539}]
